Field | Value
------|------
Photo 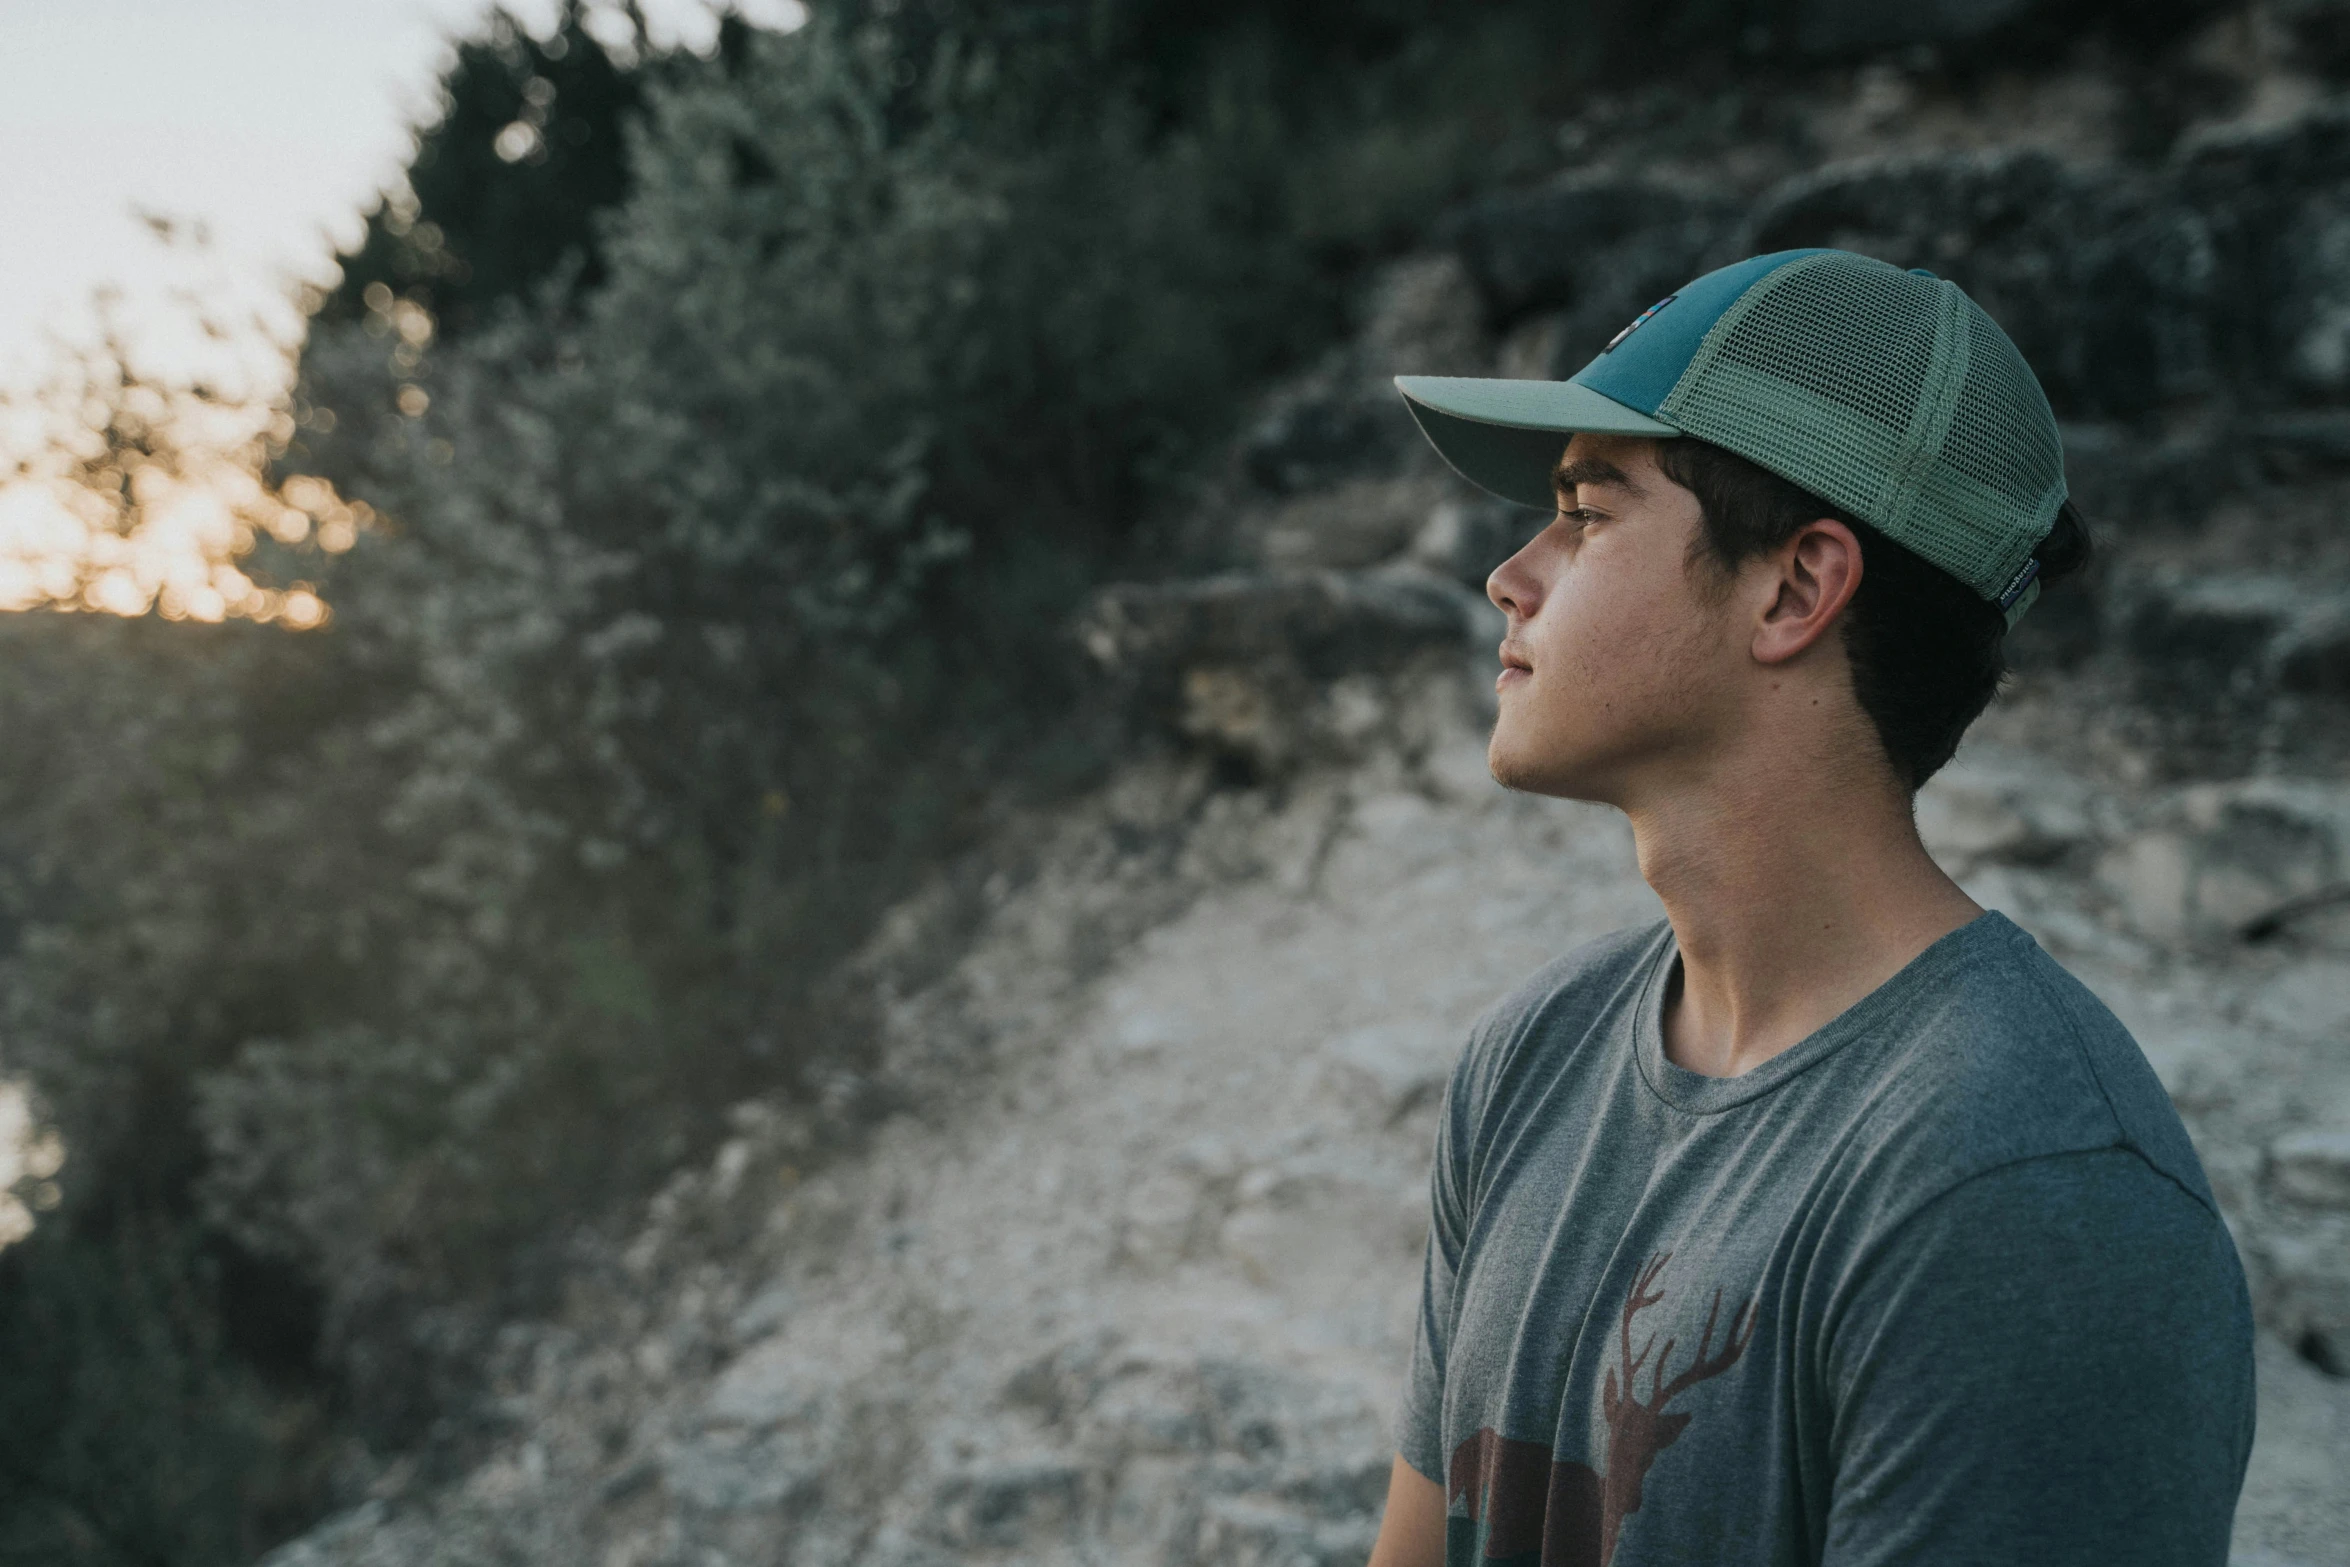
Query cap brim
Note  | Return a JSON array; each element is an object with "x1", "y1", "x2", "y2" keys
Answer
[{"x1": 1394, "y1": 376, "x2": 1682, "y2": 509}]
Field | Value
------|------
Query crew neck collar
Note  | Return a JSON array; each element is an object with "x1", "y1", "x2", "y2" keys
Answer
[{"x1": 1632, "y1": 910, "x2": 2025, "y2": 1114}]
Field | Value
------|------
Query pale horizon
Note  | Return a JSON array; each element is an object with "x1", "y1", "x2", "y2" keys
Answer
[
  {"x1": 0, "y1": 0, "x2": 806, "y2": 401},
  {"x1": 0, "y1": 0, "x2": 806, "y2": 625}
]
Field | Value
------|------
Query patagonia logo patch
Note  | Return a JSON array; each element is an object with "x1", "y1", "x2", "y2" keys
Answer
[
  {"x1": 1996, "y1": 557, "x2": 2042, "y2": 610},
  {"x1": 1604, "y1": 294, "x2": 1677, "y2": 353}
]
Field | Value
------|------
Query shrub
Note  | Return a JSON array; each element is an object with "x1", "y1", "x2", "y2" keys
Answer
[{"x1": 2, "y1": 0, "x2": 1585, "y2": 1501}]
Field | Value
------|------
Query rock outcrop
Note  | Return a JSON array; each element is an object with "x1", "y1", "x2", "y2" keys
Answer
[
  {"x1": 260, "y1": 671, "x2": 2350, "y2": 1567},
  {"x1": 268, "y1": 41, "x2": 2350, "y2": 1567}
]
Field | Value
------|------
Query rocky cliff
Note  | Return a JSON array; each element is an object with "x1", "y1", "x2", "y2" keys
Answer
[{"x1": 268, "y1": 32, "x2": 2350, "y2": 1567}]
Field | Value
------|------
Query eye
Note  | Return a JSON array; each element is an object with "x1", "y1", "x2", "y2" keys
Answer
[{"x1": 1557, "y1": 506, "x2": 1602, "y2": 530}]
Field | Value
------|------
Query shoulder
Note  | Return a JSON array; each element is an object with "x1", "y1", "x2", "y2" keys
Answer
[
  {"x1": 1828, "y1": 1146, "x2": 2252, "y2": 1400},
  {"x1": 1841, "y1": 913, "x2": 2220, "y2": 1231},
  {"x1": 1821, "y1": 1145, "x2": 2255, "y2": 1559},
  {"x1": 1447, "y1": 919, "x2": 1666, "y2": 1116},
  {"x1": 1480, "y1": 919, "x2": 1666, "y2": 1045},
  {"x1": 2009, "y1": 935, "x2": 2215, "y2": 1203}
]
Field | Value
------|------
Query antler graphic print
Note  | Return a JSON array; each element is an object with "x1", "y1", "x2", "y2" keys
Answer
[
  {"x1": 1595, "y1": 1251, "x2": 1759, "y2": 1564},
  {"x1": 1443, "y1": 1252, "x2": 1762, "y2": 1567}
]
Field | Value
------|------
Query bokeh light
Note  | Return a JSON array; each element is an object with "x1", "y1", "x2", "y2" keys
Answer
[
  {"x1": 0, "y1": 351, "x2": 361, "y2": 626},
  {"x1": 0, "y1": 1082, "x2": 64, "y2": 1251}
]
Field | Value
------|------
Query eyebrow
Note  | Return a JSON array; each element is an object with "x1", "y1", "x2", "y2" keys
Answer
[{"x1": 1552, "y1": 455, "x2": 1640, "y2": 497}]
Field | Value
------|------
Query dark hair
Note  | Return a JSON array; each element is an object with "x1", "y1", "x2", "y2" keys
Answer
[{"x1": 1651, "y1": 438, "x2": 2093, "y2": 790}]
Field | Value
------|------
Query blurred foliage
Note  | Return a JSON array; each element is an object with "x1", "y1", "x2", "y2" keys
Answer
[
  {"x1": 0, "y1": 607, "x2": 362, "y2": 1557},
  {"x1": 320, "y1": 3, "x2": 648, "y2": 337},
  {"x1": 0, "y1": 1211, "x2": 327, "y2": 1566},
  {"x1": 0, "y1": 343, "x2": 346, "y2": 621},
  {"x1": 0, "y1": 0, "x2": 1594, "y2": 1553},
  {"x1": 267, "y1": 0, "x2": 1581, "y2": 1399}
]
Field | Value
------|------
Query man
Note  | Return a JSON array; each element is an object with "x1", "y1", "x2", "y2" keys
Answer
[{"x1": 1365, "y1": 250, "x2": 2253, "y2": 1567}]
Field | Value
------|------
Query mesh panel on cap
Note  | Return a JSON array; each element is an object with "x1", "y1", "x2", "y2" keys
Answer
[
  {"x1": 1938, "y1": 298, "x2": 2067, "y2": 584},
  {"x1": 1655, "y1": 251, "x2": 2065, "y2": 603}
]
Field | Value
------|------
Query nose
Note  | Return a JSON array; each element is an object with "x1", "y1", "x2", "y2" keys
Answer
[{"x1": 1488, "y1": 534, "x2": 1543, "y2": 621}]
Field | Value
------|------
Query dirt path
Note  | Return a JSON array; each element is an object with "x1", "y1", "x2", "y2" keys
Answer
[{"x1": 266, "y1": 669, "x2": 2350, "y2": 1566}]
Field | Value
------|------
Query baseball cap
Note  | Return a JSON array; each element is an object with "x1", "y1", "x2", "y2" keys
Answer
[{"x1": 1395, "y1": 249, "x2": 2066, "y2": 626}]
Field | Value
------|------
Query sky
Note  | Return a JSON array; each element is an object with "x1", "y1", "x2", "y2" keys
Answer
[
  {"x1": 0, "y1": 0, "x2": 805, "y2": 398},
  {"x1": 0, "y1": 0, "x2": 805, "y2": 1211}
]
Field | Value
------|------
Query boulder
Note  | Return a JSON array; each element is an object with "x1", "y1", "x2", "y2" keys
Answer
[
  {"x1": 2114, "y1": 571, "x2": 2350, "y2": 701},
  {"x1": 2251, "y1": 960, "x2": 2350, "y2": 1038},
  {"x1": 2120, "y1": 574, "x2": 2307, "y2": 684},
  {"x1": 2265, "y1": 1229, "x2": 2350, "y2": 1380},
  {"x1": 2252, "y1": 409, "x2": 2350, "y2": 472},
  {"x1": 1914, "y1": 749, "x2": 2095, "y2": 873},
  {"x1": 2276, "y1": 600, "x2": 2350, "y2": 697},
  {"x1": 1196, "y1": 1496, "x2": 1381, "y2": 1567},
  {"x1": 2058, "y1": 420, "x2": 2237, "y2": 533},
  {"x1": 2179, "y1": 106, "x2": 2350, "y2": 404},
  {"x1": 1747, "y1": 150, "x2": 2215, "y2": 419},
  {"x1": 1779, "y1": 0, "x2": 2039, "y2": 54},
  {"x1": 1218, "y1": 1156, "x2": 1425, "y2": 1299},
  {"x1": 1754, "y1": 0, "x2": 2224, "y2": 58},
  {"x1": 1256, "y1": 477, "x2": 1446, "y2": 573},
  {"x1": 1445, "y1": 175, "x2": 1738, "y2": 354},
  {"x1": 1319, "y1": 1020, "x2": 1453, "y2": 1127},
  {"x1": 1234, "y1": 254, "x2": 1486, "y2": 505},
  {"x1": 1240, "y1": 388, "x2": 1409, "y2": 498},
  {"x1": 1081, "y1": 570, "x2": 1475, "y2": 682},
  {"x1": 2275, "y1": 0, "x2": 2350, "y2": 76},
  {"x1": 2095, "y1": 780, "x2": 2350, "y2": 942},
  {"x1": 1408, "y1": 495, "x2": 1545, "y2": 591},
  {"x1": 1078, "y1": 570, "x2": 1480, "y2": 773},
  {"x1": 1116, "y1": 1169, "x2": 1212, "y2": 1272},
  {"x1": 931, "y1": 1462, "x2": 1088, "y2": 1550},
  {"x1": 1412, "y1": 100, "x2": 2350, "y2": 441},
  {"x1": 2272, "y1": 1129, "x2": 2350, "y2": 1209}
]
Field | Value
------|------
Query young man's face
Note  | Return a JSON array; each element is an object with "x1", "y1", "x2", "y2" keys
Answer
[{"x1": 1484, "y1": 434, "x2": 1744, "y2": 803}]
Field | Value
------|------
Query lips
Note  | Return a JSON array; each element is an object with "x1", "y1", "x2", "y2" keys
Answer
[{"x1": 1497, "y1": 642, "x2": 1531, "y2": 691}]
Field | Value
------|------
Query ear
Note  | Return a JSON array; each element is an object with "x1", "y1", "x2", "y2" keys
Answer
[{"x1": 1751, "y1": 517, "x2": 1863, "y2": 666}]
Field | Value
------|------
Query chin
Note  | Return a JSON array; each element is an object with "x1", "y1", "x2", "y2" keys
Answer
[
  {"x1": 1488, "y1": 713, "x2": 1628, "y2": 803},
  {"x1": 1488, "y1": 732, "x2": 1580, "y2": 800}
]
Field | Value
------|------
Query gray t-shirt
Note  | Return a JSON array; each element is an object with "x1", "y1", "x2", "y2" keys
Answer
[{"x1": 1398, "y1": 911, "x2": 2253, "y2": 1567}]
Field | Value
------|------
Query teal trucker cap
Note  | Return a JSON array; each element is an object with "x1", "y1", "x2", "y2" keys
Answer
[{"x1": 1395, "y1": 249, "x2": 2066, "y2": 626}]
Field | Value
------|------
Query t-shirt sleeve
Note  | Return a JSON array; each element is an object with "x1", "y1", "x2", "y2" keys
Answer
[
  {"x1": 1394, "y1": 1035, "x2": 1480, "y2": 1486},
  {"x1": 1821, "y1": 1146, "x2": 2256, "y2": 1567}
]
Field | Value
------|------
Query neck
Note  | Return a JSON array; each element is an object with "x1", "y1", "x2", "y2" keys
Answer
[{"x1": 1622, "y1": 729, "x2": 1982, "y2": 1079}]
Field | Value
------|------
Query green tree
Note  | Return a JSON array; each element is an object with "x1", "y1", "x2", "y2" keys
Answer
[
  {"x1": 0, "y1": 0, "x2": 1586, "y2": 1537},
  {"x1": 320, "y1": 3, "x2": 648, "y2": 337}
]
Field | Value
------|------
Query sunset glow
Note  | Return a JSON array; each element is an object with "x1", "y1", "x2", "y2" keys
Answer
[
  {"x1": 0, "y1": 1082, "x2": 63, "y2": 1251},
  {"x1": 0, "y1": 360, "x2": 357, "y2": 627},
  {"x1": 0, "y1": 0, "x2": 815, "y2": 638}
]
